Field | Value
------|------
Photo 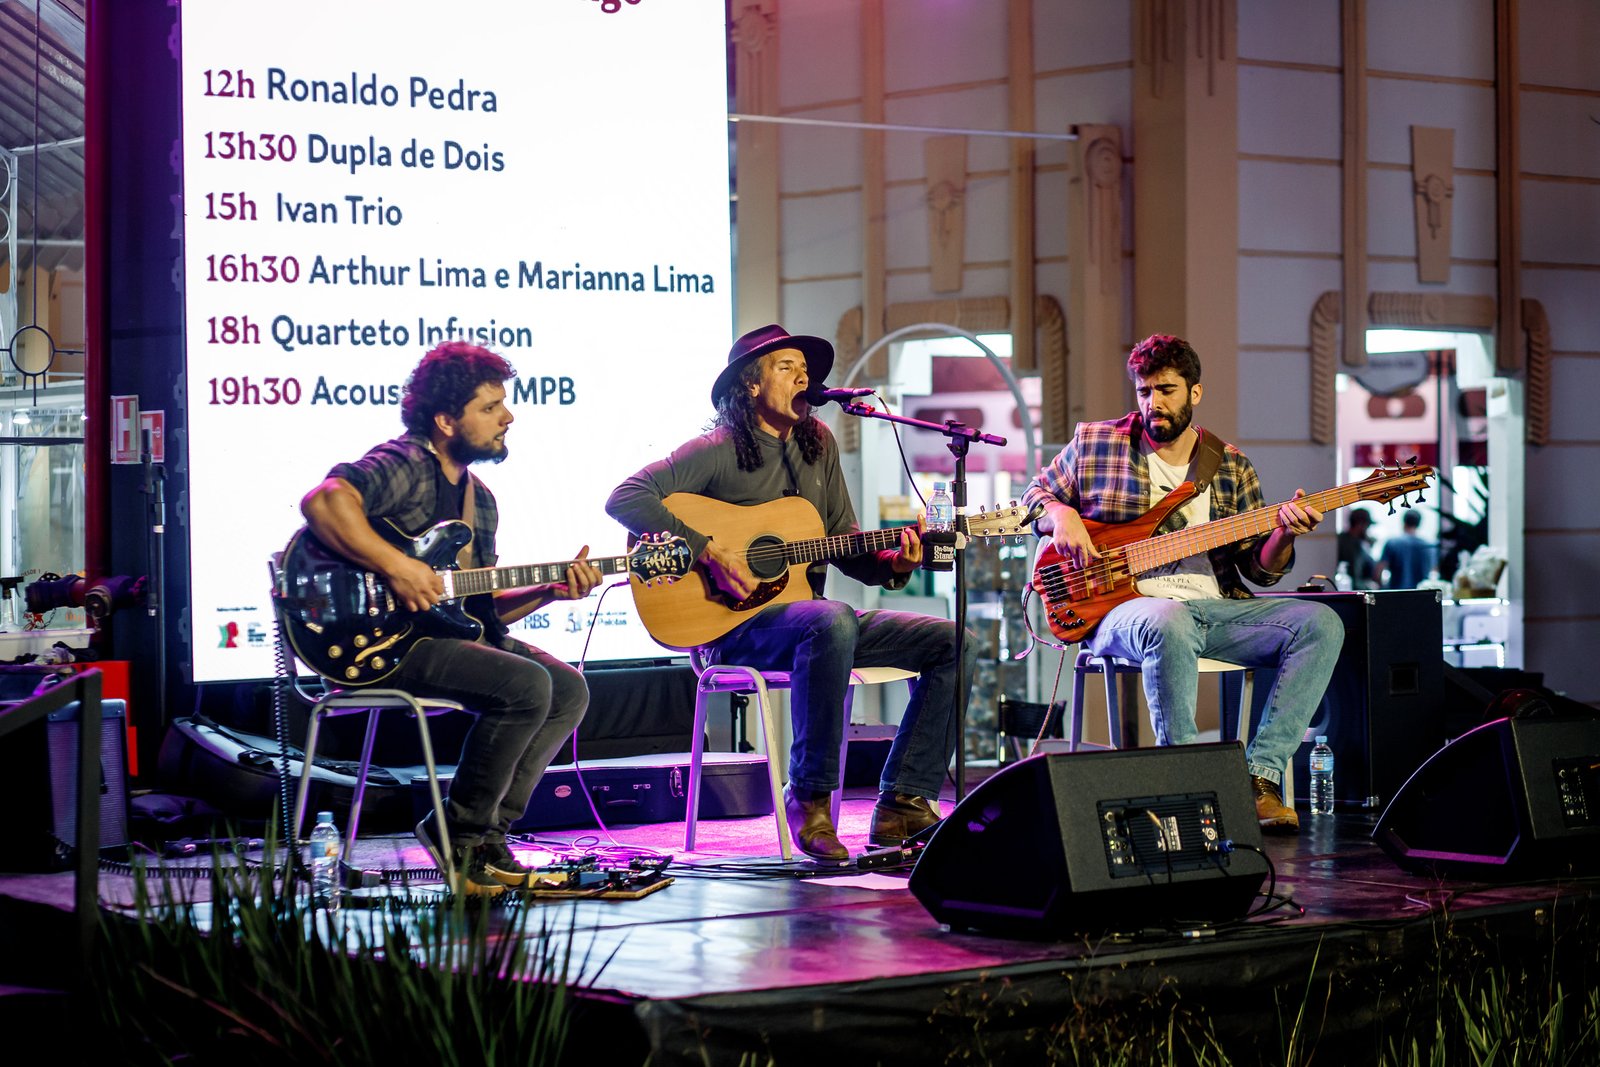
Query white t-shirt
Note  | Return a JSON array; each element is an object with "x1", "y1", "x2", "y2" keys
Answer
[{"x1": 1134, "y1": 447, "x2": 1224, "y2": 601}]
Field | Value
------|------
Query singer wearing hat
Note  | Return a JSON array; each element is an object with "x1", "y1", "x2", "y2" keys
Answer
[{"x1": 606, "y1": 324, "x2": 974, "y2": 860}]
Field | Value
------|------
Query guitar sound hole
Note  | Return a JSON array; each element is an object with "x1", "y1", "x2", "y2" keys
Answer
[{"x1": 745, "y1": 535, "x2": 788, "y2": 581}]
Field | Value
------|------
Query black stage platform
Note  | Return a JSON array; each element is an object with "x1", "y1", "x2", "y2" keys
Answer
[{"x1": 4, "y1": 784, "x2": 1598, "y2": 1065}]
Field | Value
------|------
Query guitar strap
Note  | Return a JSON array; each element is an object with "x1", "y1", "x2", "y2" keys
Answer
[
  {"x1": 1190, "y1": 428, "x2": 1225, "y2": 493},
  {"x1": 458, "y1": 474, "x2": 478, "y2": 569}
]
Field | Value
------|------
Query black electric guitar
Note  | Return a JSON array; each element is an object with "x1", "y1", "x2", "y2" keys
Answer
[{"x1": 273, "y1": 520, "x2": 692, "y2": 685}]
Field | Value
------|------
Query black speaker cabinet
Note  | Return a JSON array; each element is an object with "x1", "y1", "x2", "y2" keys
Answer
[
  {"x1": 1375, "y1": 714, "x2": 1600, "y2": 879},
  {"x1": 908, "y1": 742, "x2": 1268, "y2": 938},
  {"x1": 1231, "y1": 589, "x2": 1446, "y2": 810},
  {"x1": 1, "y1": 698, "x2": 130, "y2": 872}
]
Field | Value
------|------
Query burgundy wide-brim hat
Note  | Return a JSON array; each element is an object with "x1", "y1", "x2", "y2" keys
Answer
[{"x1": 710, "y1": 324, "x2": 834, "y2": 406}]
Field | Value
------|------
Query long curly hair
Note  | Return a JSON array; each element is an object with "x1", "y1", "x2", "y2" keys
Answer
[
  {"x1": 712, "y1": 357, "x2": 824, "y2": 472},
  {"x1": 401, "y1": 342, "x2": 516, "y2": 435}
]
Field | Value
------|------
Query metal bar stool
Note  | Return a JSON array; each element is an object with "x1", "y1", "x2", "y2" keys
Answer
[
  {"x1": 1065, "y1": 649, "x2": 1297, "y2": 803},
  {"x1": 270, "y1": 554, "x2": 468, "y2": 883},
  {"x1": 686, "y1": 651, "x2": 917, "y2": 860}
]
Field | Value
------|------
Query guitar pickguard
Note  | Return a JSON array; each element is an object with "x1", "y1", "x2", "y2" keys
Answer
[{"x1": 718, "y1": 572, "x2": 790, "y2": 614}]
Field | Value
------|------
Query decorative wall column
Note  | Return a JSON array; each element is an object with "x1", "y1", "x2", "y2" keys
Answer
[
  {"x1": 1064, "y1": 124, "x2": 1125, "y2": 449},
  {"x1": 1340, "y1": 0, "x2": 1369, "y2": 369},
  {"x1": 860, "y1": 0, "x2": 889, "y2": 380},
  {"x1": 1132, "y1": 0, "x2": 1240, "y2": 443},
  {"x1": 731, "y1": 1, "x2": 780, "y2": 335},
  {"x1": 1494, "y1": 0, "x2": 1523, "y2": 373},
  {"x1": 1008, "y1": 0, "x2": 1037, "y2": 373}
]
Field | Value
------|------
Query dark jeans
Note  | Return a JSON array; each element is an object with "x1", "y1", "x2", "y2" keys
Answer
[
  {"x1": 389, "y1": 637, "x2": 588, "y2": 845},
  {"x1": 704, "y1": 600, "x2": 976, "y2": 802}
]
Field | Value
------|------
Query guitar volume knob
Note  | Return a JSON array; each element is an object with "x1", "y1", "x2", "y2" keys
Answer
[
  {"x1": 328, "y1": 645, "x2": 343, "y2": 659},
  {"x1": 354, "y1": 635, "x2": 369, "y2": 648},
  {"x1": 345, "y1": 667, "x2": 359, "y2": 680}
]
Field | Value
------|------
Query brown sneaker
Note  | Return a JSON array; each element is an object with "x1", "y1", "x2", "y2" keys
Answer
[
  {"x1": 869, "y1": 792, "x2": 942, "y2": 846},
  {"x1": 783, "y1": 785, "x2": 849, "y2": 861},
  {"x1": 1251, "y1": 775, "x2": 1300, "y2": 835}
]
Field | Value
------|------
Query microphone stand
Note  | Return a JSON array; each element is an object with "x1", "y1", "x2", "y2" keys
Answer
[{"x1": 834, "y1": 399, "x2": 1006, "y2": 801}]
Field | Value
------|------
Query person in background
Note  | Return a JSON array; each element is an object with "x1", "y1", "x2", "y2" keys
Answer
[
  {"x1": 1336, "y1": 507, "x2": 1381, "y2": 590},
  {"x1": 1380, "y1": 509, "x2": 1437, "y2": 590}
]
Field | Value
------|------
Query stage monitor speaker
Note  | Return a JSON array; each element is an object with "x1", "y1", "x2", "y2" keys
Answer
[
  {"x1": 1232, "y1": 589, "x2": 1446, "y2": 810},
  {"x1": 908, "y1": 742, "x2": 1268, "y2": 938},
  {"x1": 0, "y1": 698, "x2": 130, "y2": 872},
  {"x1": 1374, "y1": 713, "x2": 1600, "y2": 879}
]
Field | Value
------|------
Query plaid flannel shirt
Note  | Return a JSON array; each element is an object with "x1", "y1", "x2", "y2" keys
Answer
[
  {"x1": 1021, "y1": 412, "x2": 1288, "y2": 597},
  {"x1": 329, "y1": 433, "x2": 500, "y2": 568}
]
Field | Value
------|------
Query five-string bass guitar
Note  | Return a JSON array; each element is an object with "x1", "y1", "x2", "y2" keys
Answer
[
  {"x1": 1030, "y1": 462, "x2": 1434, "y2": 643},
  {"x1": 273, "y1": 519, "x2": 693, "y2": 685},
  {"x1": 630, "y1": 492, "x2": 1041, "y2": 650}
]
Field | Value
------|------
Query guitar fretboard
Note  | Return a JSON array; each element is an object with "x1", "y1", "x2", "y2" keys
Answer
[
  {"x1": 1123, "y1": 478, "x2": 1419, "y2": 575},
  {"x1": 785, "y1": 526, "x2": 907, "y2": 565},
  {"x1": 444, "y1": 554, "x2": 632, "y2": 598}
]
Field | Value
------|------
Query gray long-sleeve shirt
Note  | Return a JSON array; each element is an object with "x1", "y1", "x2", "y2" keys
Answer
[{"x1": 605, "y1": 422, "x2": 907, "y2": 597}]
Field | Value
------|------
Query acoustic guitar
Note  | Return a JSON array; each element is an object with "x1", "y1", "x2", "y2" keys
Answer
[
  {"x1": 274, "y1": 519, "x2": 692, "y2": 685},
  {"x1": 1031, "y1": 463, "x2": 1434, "y2": 643},
  {"x1": 630, "y1": 492, "x2": 1040, "y2": 650}
]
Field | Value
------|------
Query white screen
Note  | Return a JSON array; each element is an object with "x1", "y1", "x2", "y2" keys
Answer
[{"x1": 180, "y1": 1, "x2": 731, "y2": 681}]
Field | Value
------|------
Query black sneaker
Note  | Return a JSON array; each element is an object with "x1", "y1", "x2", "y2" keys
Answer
[
  {"x1": 414, "y1": 813, "x2": 505, "y2": 898},
  {"x1": 479, "y1": 838, "x2": 538, "y2": 889}
]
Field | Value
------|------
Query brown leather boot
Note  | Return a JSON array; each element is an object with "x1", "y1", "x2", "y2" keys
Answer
[
  {"x1": 869, "y1": 792, "x2": 941, "y2": 846},
  {"x1": 783, "y1": 786, "x2": 848, "y2": 861},
  {"x1": 1251, "y1": 775, "x2": 1300, "y2": 835}
]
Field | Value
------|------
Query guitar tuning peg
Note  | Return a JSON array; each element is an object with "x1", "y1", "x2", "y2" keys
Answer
[
  {"x1": 1417, "y1": 489, "x2": 1427, "y2": 503},
  {"x1": 1388, "y1": 501, "x2": 1397, "y2": 515}
]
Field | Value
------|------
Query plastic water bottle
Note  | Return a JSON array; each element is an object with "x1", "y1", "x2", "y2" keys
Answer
[
  {"x1": 309, "y1": 811, "x2": 342, "y2": 912},
  {"x1": 1332, "y1": 562, "x2": 1354, "y2": 592},
  {"x1": 1309, "y1": 736, "x2": 1335, "y2": 816},
  {"x1": 926, "y1": 482, "x2": 954, "y2": 533}
]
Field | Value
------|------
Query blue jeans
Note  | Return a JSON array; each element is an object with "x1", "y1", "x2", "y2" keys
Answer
[
  {"x1": 703, "y1": 599, "x2": 976, "y2": 802},
  {"x1": 1086, "y1": 596, "x2": 1343, "y2": 785},
  {"x1": 389, "y1": 637, "x2": 588, "y2": 845}
]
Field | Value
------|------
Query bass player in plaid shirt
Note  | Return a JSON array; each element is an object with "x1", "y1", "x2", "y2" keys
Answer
[{"x1": 1022, "y1": 335, "x2": 1343, "y2": 833}]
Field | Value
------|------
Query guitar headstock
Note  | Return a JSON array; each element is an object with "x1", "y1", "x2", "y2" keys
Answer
[
  {"x1": 1354, "y1": 461, "x2": 1435, "y2": 511},
  {"x1": 629, "y1": 533, "x2": 695, "y2": 585},
  {"x1": 959, "y1": 501, "x2": 1043, "y2": 540}
]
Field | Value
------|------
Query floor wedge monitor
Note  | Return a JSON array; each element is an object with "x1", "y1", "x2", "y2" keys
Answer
[
  {"x1": 909, "y1": 742, "x2": 1268, "y2": 938},
  {"x1": 1374, "y1": 713, "x2": 1600, "y2": 879}
]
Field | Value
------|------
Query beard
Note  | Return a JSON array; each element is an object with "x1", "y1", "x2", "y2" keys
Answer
[
  {"x1": 446, "y1": 435, "x2": 509, "y2": 465},
  {"x1": 1145, "y1": 398, "x2": 1194, "y2": 444}
]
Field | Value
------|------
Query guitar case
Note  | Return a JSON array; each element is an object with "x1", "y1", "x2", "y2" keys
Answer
[
  {"x1": 159, "y1": 716, "x2": 776, "y2": 834},
  {"x1": 157, "y1": 715, "x2": 419, "y2": 832}
]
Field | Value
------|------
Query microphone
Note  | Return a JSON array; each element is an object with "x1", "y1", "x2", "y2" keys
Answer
[{"x1": 803, "y1": 384, "x2": 875, "y2": 405}]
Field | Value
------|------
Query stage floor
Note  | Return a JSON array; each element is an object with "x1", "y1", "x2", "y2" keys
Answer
[{"x1": 5, "y1": 782, "x2": 1598, "y2": 1064}]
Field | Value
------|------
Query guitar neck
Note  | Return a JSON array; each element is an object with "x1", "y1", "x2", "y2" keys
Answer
[
  {"x1": 1126, "y1": 484, "x2": 1365, "y2": 574},
  {"x1": 444, "y1": 554, "x2": 631, "y2": 598},
  {"x1": 786, "y1": 526, "x2": 907, "y2": 565}
]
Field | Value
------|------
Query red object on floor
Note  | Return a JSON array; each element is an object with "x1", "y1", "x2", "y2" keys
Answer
[{"x1": 73, "y1": 660, "x2": 135, "y2": 777}]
